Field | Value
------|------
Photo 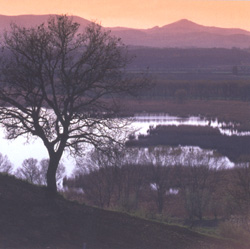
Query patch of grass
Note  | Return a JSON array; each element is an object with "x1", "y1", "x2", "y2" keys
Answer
[
  {"x1": 219, "y1": 221, "x2": 250, "y2": 243},
  {"x1": 192, "y1": 226, "x2": 220, "y2": 237}
]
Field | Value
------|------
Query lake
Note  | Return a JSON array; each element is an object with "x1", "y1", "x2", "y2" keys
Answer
[
  {"x1": 131, "y1": 113, "x2": 250, "y2": 136},
  {"x1": 0, "y1": 113, "x2": 241, "y2": 174}
]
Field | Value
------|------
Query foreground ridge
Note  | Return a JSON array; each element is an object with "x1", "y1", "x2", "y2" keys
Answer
[{"x1": 0, "y1": 174, "x2": 245, "y2": 249}]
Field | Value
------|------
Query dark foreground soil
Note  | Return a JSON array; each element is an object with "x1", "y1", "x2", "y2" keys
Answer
[{"x1": 0, "y1": 174, "x2": 247, "y2": 249}]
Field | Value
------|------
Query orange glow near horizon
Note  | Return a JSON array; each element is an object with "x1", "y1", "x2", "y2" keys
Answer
[{"x1": 1, "y1": 0, "x2": 250, "y2": 30}]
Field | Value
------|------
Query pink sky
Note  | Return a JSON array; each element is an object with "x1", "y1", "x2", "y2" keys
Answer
[{"x1": 1, "y1": 0, "x2": 250, "y2": 30}]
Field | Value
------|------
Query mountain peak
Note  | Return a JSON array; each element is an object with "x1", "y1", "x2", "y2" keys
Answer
[
  {"x1": 159, "y1": 19, "x2": 250, "y2": 37},
  {"x1": 176, "y1": 19, "x2": 196, "y2": 25},
  {"x1": 160, "y1": 19, "x2": 204, "y2": 32}
]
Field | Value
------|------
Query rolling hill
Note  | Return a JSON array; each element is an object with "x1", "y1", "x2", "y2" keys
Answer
[{"x1": 0, "y1": 14, "x2": 90, "y2": 33}]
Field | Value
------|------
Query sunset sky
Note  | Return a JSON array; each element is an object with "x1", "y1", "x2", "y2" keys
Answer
[{"x1": 1, "y1": 0, "x2": 250, "y2": 30}]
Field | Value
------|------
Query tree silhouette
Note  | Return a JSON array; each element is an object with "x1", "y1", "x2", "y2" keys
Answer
[
  {"x1": 0, "y1": 153, "x2": 13, "y2": 174},
  {"x1": 15, "y1": 158, "x2": 65, "y2": 186},
  {"x1": 0, "y1": 15, "x2": 140, "y2": 195}
]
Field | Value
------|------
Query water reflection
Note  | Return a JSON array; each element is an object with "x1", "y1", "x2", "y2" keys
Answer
[
  {"x1": 131, "y1": 113, "x2": 250, "y2": 136},
  {"x1": 0, "y1": 113, "x2": 243, "y2": 173}
]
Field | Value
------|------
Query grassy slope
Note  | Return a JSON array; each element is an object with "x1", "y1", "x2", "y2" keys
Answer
[{"x1": 0, "y1": 174, "x2": 247, "y2": 249}]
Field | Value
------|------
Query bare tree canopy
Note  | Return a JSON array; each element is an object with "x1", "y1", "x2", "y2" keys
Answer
[
  {"x1": 0, "y1": 15, "x2": 140, "y2": 195},
  {"x1": 15, "y1": 158, "x2": 65, "y2": 186},
  {"x1": 0, "y1": 153, "x2": 13, "y2": 174}
]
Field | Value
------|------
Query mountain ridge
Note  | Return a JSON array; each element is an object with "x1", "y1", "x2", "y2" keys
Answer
[
  {"x1": 109, "y1": 19, "x2": 250, "y2": 48},
  {"x1": 0, "y1": 14, "x2": 250, "y2": 48},
  {"x1": 154, "y1": 19, "x2": 250, "y2": 36}
]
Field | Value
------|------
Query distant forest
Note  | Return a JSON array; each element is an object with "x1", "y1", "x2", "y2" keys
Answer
[
  {"x1": 138, "y1": 79, "x2": 250, "y2": 101},
  {"x1": 128, "y1": 47, "x2": 250, "y2": 72},
  {"x1": 121, "y1": 47, "x2": 250, "y2": 101}
]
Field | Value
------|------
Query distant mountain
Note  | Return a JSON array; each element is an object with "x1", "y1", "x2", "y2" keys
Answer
[
  {"x1": 0, "y1": 15, "x2": 250, "y2": 48},
  {"x1": 0, "y1": 14, "x2": 90, "y2": 33},
  {"x1": 109, "y1": 19, "x2": 250, "y2": 48},
  {"x1": 146, "y1": 19, "x2": 250, "y2": 36}
]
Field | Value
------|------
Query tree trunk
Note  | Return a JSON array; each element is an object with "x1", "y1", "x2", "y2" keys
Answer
[
  {"x1": 46, "y1": 154, "x2": 61, "y2": 196},
  {"x1": 157, "y1": 189, "x2": 164, "y2": 214}
]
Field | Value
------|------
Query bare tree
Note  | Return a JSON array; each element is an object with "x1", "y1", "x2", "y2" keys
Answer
[
  {"x1": 65, "y1": 147, "x2": 148, "y2": 210},
  {"x1": 230, "y1": 162, "x2": 250, "y2": 217},
  {"x1": 15, "y1": 158, "x2": 65, "y2": 186},
  {"x1": 142, "y1": 147, "x2": 175, "y2": 214},
  {"x1": 39, "y1": 158, "x2": 66, "y2": 186},
  {"x1": 15, "y1": 158, "x2": 40, "y2": 184},
  {"x1": 180, "y1": 150, "x2": 223, "y2": 221},
  {"x1": 73, "y1": 148, "x2": 120, "y2": 208},
  {"x1": 0, "y1": 153, "x2": 13, "y2": 174},
  {"x1": 0, "y1": 15, "x2": 140, "y2": 194}
]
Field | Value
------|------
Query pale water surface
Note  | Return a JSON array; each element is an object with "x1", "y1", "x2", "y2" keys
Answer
[{"x1": 0, "y1": 113, "x2": 243, "y2": 174}]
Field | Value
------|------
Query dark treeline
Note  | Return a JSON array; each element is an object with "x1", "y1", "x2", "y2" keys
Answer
[
  {"x1": 126, "y1": 125, "x2": 250, "y2": 162},
  {"x1": 63, "y1": 147, "x2": 250, "y2": 224},
  {"x1": 128, "y1": 47, "x2": 250, "y2": 71},
  {"x1": 137, "y1": 79, "x2": 250, "y2": 101},
  {"x1": 126, "y1": 47, "x2": 250, "y2": 101},
  {"x1": 3, "y1": 44, "x2": 250, "y2": 102}
]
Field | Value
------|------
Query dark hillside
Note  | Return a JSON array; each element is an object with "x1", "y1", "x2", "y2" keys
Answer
[{"x1": 0, "y1": 174, "x2": 247, "y2": 249}]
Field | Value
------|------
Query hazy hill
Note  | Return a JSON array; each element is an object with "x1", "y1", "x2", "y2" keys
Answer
[
  {"x1": 0, "y1": 173, "x2": 245, "y2": 249},
  {"x1": 109, "y1": 19, "x2": 250, "y2": 48},
  {"x1": 0, "y1": 14, "x2": 90, "y2": 33},
  {"x1": 1, "y1": 15, "x2": 250, "y2": 48},
  {"x1": 146, "y1": 19, "x2": 250, "y2": 36}
]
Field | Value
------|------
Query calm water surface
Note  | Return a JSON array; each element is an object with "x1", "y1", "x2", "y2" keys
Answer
[{"x1": 0, "y1": 113, "x2": 243, "y2": 174}]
